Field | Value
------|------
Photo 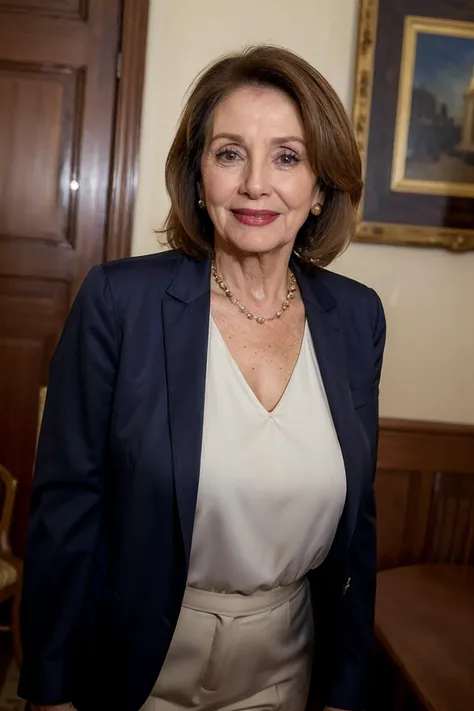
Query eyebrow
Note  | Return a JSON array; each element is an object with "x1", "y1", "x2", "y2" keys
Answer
[{"x1": 210, "y1": 132, "x2": 306, "y2": 145}]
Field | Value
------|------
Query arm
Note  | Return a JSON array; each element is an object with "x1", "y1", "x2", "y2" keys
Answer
[
  {"x1": 18, "y1": 266, "x2": 119, "y2": 706},
  {"x1": 324, "y1": 291, "x2": 386, "y2": 711}
]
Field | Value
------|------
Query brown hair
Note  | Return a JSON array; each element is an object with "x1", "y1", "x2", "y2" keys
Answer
[{"x1": 163, "y1": 45, "x2": 362, "y2": 267}]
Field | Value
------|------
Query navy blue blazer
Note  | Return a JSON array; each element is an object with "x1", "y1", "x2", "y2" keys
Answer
[{"x1": 18, "y1": 251, "x2": 386, "y2": 711}]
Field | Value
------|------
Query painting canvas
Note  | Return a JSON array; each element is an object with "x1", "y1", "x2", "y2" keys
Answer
[
  {"x1": 353, "y1": 0, "x2": 474, "y2": 252},
  {"x1": 392, "y1": 18, "x2": 474, "y2": 198}
]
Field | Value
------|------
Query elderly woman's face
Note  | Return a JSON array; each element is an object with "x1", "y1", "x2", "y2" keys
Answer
[{"x1": 200, "y1": 85, "x2": 317, "y2": 256}]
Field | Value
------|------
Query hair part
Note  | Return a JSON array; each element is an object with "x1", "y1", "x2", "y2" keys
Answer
[{"x1": 162, "y1": 45, "x2": 363, "y2": 267}]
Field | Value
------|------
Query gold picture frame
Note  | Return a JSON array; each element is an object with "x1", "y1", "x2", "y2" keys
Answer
[{"x1": 353, "y1": 0, "x2": 474, "y2": 251}]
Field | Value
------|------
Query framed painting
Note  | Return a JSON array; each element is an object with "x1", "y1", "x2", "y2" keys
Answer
[{"x1": 353, "y1": 0, "x2": 474, "y2": 251}]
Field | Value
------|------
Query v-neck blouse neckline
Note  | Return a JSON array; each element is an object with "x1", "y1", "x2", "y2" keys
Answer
[{"x1": 209, "y1": 316, "x2": 308, "y2": 417}]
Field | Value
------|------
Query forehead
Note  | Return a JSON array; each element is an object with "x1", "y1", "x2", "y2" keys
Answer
[{"x1": 209, "y1": 85, "x2": 305, "y2": 139}]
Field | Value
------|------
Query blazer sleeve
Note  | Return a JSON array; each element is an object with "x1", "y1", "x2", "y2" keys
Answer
[
  {"x1": 324, "y1": 290, "x2": 386, "y2": 711},
  {"x1": 18, "y1": 265, "x2": 119, "y2": 705}
]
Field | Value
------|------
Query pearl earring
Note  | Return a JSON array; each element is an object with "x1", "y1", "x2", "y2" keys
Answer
[
  {"x1": 311, "y1": 202, "x2": 322, "y2": 216},
  {"x1": 198, "y1": 198, "x2": 205, "y2": 209}
]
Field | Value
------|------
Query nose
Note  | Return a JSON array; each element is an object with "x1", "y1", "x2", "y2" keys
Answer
[{"x1": 240, "y1": 157, "x2": 271, "y2": 199}]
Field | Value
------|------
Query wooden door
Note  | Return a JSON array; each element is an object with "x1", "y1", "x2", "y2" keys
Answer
[{"x1": 0, "y1": 0, "x2": 122, "y2": 555}]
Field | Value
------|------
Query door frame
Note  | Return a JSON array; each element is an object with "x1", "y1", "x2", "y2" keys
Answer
[{"x1": 106, "y1": 0, "x2": 150, "y2": 261}]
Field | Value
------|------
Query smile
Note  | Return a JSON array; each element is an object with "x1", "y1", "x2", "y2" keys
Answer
[{"x1": 231, "y1": 209, "x2": 280, "y2": 227}]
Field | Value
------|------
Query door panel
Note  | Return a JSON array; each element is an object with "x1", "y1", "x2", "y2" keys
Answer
[
  {"x1": 0, "y1": 1, "x2": 86, "y2": 21},
  {"x1": 0, "y1": 62, "x2": 84, "y2": 244},
  {"x1": 0, "y1": 0, "x2": 121, "y2": 554}
]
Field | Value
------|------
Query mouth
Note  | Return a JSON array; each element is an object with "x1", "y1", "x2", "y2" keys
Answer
[{"x1": 231, "y1": 209, "x2": 280, "y2": 227}]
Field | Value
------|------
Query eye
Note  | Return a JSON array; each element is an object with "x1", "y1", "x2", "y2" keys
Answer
[
  {"x1": 216, "y1": 148, "x2": 242, "y2": 163},
  {"x1": 277, "y1": 151, "x2": 300, "y2": 167}
]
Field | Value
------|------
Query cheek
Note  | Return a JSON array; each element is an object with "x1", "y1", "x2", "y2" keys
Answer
[
  {"x1": 202, "y1": 163, "x2": 240, "y2": 206},
  {"x1": 279, "y1": 174, "x2": 315, "y2": 211}
]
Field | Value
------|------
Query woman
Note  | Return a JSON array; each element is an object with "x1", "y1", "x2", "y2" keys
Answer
[{"x1": 19, "y1": 46, "x2": 386, "y2": 711}]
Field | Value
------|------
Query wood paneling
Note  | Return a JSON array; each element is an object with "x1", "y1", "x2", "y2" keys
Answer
[
  {"x1": 0, "y1": 1, "x2": 87, "y2": 21},
  {"x1": 0, "y1": 0, "x2": 149, "y2": 557},
  {"x1": 0, "y1": 62, "x2": 84, "y2": 245},
  {"x1": 0, "y1": 278, "x2": 70, "y2": 546},
  {"x1": 376, "y1": 419, "x2": 474, "y2": 570},
  {"x1": 0, "y1": 0, "x2": 120, "y2": 555},
  {"x1": 0, "y1": 277, "x2": 70, "y2": 377},
  {"x1": 106, "y1": 0, "x2": 150, "y2": 261},
  {"x1": 370, "y1": 420, "x2": 474, "y2": 711},
  {"x1": 0, "y1": 0, "x2": 150, "y2": 557},
  {"x1": 424, "y1": 472, "x2": 474, "y2": 564}
]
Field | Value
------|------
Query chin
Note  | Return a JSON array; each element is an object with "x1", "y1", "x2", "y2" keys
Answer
[{"x1": 225, "y1": 229, "x2": 289, "y2": 256}]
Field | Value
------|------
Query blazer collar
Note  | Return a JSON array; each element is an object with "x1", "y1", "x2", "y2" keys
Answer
[
  {"x1": 166, "y1": 253, "x2": 337, "y2": 312},
  {"x1": 166, "y1": 254, "x2": 211, "y2": 304},
  {"x1": 290, "y1": 257, "x2": 337, "y2": 312}
]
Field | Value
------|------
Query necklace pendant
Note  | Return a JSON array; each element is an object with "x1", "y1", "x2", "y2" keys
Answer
[{"x1": 256, "y1": 317, "x2": 265, "y2": 325}]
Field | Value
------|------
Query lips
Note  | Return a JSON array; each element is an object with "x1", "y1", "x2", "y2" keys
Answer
[{"x1": 231, "y1": 209, "x2": 280, "y2": 226}]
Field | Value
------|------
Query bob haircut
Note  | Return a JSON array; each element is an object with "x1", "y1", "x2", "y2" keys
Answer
[{"x1": 163, "y1": 45, "x2": 363, "y2": 267}]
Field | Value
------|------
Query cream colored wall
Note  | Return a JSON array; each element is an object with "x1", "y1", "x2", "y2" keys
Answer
[{"x1": 132, "y1": 0, "x2": 474, "y2": 425}]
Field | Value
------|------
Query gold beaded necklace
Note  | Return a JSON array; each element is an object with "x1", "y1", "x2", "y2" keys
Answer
[{"x1": 211, "y1": 259, "x2": 297, "y2": 325}]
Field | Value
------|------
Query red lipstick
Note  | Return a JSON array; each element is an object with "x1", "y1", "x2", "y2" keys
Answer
[{"x1": 232, "y1": 209, "x2": 279, "y2": 226}]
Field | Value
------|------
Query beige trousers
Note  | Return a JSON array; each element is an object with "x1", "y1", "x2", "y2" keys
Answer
[{"x1": 141, "y1": 579, "x2": 314, "y2": 711}]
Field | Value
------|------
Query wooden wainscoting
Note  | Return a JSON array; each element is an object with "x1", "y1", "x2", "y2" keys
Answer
[
  {"x1": 369, "y1": 419, "x2": 474, "y2": 711},
  {"x1": 375, "y1": 419, "x2": 474, "y2": 571}
]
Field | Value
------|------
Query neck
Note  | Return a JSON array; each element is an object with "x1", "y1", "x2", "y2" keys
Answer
[{"x1": 213, "y1": 242, "x2": 293, "y2": 309}]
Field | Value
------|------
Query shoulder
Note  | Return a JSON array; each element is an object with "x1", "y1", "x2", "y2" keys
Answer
[
  {"x1": 76, "y1": 251, "x2": 186, "y2": 325},
  {"x1": 312, "y1": 267, "x2": 384, "y2": 333},
  {"x1": 92, "y1": 250, "x2": 184, "y2": 307},
  {"x1": 317, "y1": 267, "x2": 378, "y2": 303},
  {"x1": 101, "y1": 250, "x2": 183, "y2": 291}
]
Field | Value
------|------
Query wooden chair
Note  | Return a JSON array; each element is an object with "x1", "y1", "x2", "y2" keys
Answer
[{"x1": 0, "y1": 464, "x2": 22, "y2": 666}]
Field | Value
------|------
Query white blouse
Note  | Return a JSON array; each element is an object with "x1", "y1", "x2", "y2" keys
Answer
[{"x1": 187, "y1": 318, "x2": 346, "y2": 595}]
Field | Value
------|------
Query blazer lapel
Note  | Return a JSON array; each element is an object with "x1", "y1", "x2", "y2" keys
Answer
[
  {"x1": 293, "y1": 261, "x2": 366, "y2": 543},
  {"x1": 162, "y1": 255, "x2": 367, "y2": 568},
  {"x1": 162, "y1": 256, "x2": 211, "y2": 568}
]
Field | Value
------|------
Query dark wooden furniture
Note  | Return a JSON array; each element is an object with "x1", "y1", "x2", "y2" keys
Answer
[
  {"x1": 376, "y1": 419, "x2": 474, "y2": 571},
  {"x1": 374, "y1": 565, "x2": 474, "y2": 711},
  {"x1": 369, "y1": 420, "x2": 474, "y2": 711},
  {"x1": 0, "y1": 0, "x2": 150, "y2": 556}
]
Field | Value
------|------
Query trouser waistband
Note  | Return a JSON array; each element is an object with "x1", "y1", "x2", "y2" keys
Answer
[{"x1": 182, "y1": 579, "x2": 306, "y2": 617}]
